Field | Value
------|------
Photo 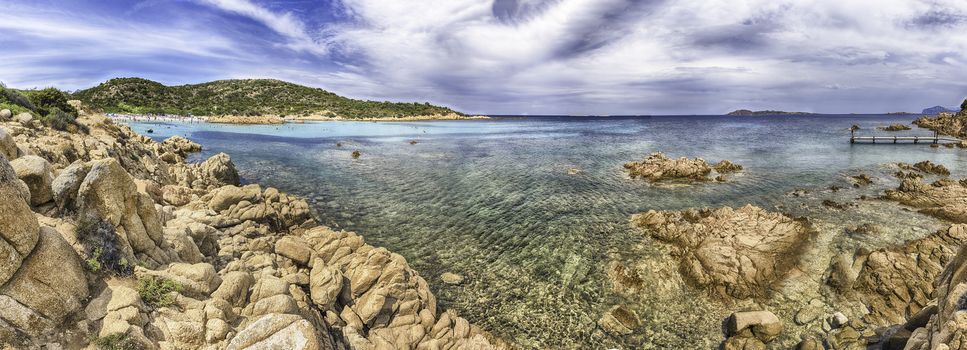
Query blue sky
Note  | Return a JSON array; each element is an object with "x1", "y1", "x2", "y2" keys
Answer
[{"x1": 1, "y1": 0, "x2": 966, "y2": 115}]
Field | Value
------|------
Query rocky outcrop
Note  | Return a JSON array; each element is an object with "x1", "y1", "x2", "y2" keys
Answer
[
  {"x1": 884, "y1": 177, "x2": 967, "y2": 223},
  {"x1": 901, "y1": 239, "x2": 967, "y2": 349},
  {"x1": 827, "y1": 224, "x2": 966, "y2": 326},
  {"x1": 0, "y1": 106, "x2": 501, "y2": 349},
  {"x1": 898, "y1": 161, "x2": 950, "y2": 176},
  {"x1": 0, "y1": 156, "x2": 89, "y2": 343},
  {"x1": 915, "y1": 111, "x2": 967, "y2": 138},
  {"x1": 631, "y1": 205, "x2": 813, "y2": 299},
  {"x1": 881, "y1": 123, "x2": 912, "y2": 131},
  {"x1": 75, "y1": 158, "x2": 179, "y2": 267},
  {"x1": 624, "y1": 152, "x2": 742, "y2": 183}
]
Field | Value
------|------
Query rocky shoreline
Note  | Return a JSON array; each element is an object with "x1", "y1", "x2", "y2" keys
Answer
[
  {"x1": 0, "y1": 106, "x2": 503, "y2": 349},
  {"x1": 610, "y1": 128, "x2": 967, "y2": 350}
]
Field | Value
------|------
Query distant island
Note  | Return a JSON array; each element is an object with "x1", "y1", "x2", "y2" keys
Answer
[
  {"x1": 922, "y1": 106, "x2": 957, "y2": 115},
  {"x1": 726, "y1": 109, "x2": 816, "y2": 116},
  {"x1": 71, "y1": 77, "x2": 480, "y2": 122}
]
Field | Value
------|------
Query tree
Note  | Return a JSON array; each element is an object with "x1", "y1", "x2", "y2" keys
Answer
[{"x1": 961, "y1": 98, "x2": 967, "y2": 112}]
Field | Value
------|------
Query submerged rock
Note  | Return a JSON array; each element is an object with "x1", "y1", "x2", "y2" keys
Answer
[
  {"x1": 441, "y1": 272, "x2": 465, "y2": 285},
  {"x1": 631, "y1": 205, "x2": 813, "y2": 299},
  {"x1": 598, "y1": 305, "x2": 641, "y2": 336},
  {"x1": 721, "y1": 310, "x2": 782, "y2": 349}
]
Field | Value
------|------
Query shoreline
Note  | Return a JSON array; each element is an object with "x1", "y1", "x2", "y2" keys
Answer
[
  {"x1": 107, "y1": 112, "x2": 490, "y2": 125},
  {"x1": 0, "y1": 108, "x2": 506, "y2": 349}
]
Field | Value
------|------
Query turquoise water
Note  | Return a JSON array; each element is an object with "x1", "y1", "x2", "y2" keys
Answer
[{"x1": 126, "y1": 115, "x2": 963, "y2": 348}]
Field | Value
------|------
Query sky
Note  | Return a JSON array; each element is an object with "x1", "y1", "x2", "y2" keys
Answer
[{"x1": 1, "y1": 0, "x2": 966, "y2": 115}]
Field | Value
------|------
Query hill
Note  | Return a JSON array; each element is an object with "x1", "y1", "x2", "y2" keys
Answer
[
  {"x1": 922, "y1": 106, "x2": 957, "y2": 115},
  {"x1": 72, "y1": 78, "x2": 465, "y2": 120}
]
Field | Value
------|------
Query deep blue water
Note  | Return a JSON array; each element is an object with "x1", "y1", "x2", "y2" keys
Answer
[{"x1": 125, "y1": 115, "x2": 962, "y2": 348}]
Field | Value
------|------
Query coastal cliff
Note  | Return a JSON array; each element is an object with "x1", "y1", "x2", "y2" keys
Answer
[{"x1": 0, "y1": 103, "x2": 502, "y2": 348}]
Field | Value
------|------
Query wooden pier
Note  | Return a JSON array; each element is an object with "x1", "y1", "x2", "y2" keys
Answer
[{"x1": 850, "y1": 130, "x2": 961, "y2": 144}]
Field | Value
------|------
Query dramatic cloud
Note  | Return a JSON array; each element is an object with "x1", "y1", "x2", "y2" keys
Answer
[{"x1": 1, "y1": 0, "x2": 966, "y2": 114}]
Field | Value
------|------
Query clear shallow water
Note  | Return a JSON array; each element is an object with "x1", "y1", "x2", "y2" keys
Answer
[{"x1": 127, "y1": 115, "x2": 965, "y2": 348}]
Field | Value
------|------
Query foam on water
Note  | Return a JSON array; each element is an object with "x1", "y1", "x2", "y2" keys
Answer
[{"x1": 127, "y1": 115, "x2": 962, "y2": 348}]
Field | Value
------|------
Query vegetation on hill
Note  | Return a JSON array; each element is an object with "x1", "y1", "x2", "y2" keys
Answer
[
  {"x1": 1, "y1": 83, "x2": 85, "y2": 132},
  {"x1": 72, "y1": 78, "x2": 464, "y2": 119}
]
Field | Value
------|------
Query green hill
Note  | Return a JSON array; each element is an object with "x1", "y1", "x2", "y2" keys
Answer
[{"x1": 72, "y1": 78, "x2": 464, "y2": 119}]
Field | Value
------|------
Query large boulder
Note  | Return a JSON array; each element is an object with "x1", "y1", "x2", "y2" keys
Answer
[
  {"x1": 14, "y1": 112, "x2": 32, "y2": 125},
  {"x1": 0, "y1": 227, "x2": 89, "y2": 338},
  {"x1": 197, "y1": 152, "x2": 240, "y2": 187},
  {"x1": 227, "y1": 313, "x2": 330, "y2": 350},
  {"x1": 0, "y1": 158, "x2": 40, "y2": 285},
  {"x1": 0, "y1": 109, "x2": 11, "y2": 120},
  {"x1": 9, "y1": 155, "x2": 53, "y2": 206},
  {"x1": 161, "y1": 136, "x2": 202, "y2": 156},
  {"x1": 51, "y1": 161, "x2": 91, "y2": 209},
  {"x1": 76, "y1": 158, "x2": 174, "y2": 266},
  {"x1": 631, "y1": 205, "x2": 813, "y2": 299},
  {"x1": 0, "y1": 127, "x2": 17, "y2": 160}
]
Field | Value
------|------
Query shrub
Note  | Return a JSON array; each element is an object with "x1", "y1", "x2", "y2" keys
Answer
[
  {"x1": 0, "y1": 85, "x2": 36, "y2": 111},
  {"x1": 90, "y1": 333, "x2": 139, "y2": 350},
  {"x1": 27, "y1": 87, "x2": 77, "y2": 117},
  {"x1": 137, "y1": 276, "x2": 181, "y2": 308},
  {"x1": 961, "y1": 99, "x2": 967, "y2": 112},
  {"x1": 76, "y1": 215, "x2": 133, "y2": 276},
  {"x1": 38, "y1": 107, "x2": 77, "y2": 131}
]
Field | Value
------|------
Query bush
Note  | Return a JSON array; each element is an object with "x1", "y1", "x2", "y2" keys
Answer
[
  {"x1": 961, "y1": 99, "x2": 967, "y2": 112},
  {"x1": 137, "y1": 276, "x2": 182, "y2": 308},
  {"x1": 76, "y1": 215, "x2": 133, "y2": 276},
  {"x1": 0, "y1": 85, "x2": 36, "y2": 111},
  {"x1": 26, "y1": 87, "x2": 77, "y2": 117},
  {"x1": 38, "y1": 107, "x2": 80, "y2": 131},
  {"x1": 90, "y1": 333, "x2": 139, "y2": 350}
]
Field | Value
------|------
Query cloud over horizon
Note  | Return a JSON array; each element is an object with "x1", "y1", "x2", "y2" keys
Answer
[{"x1": 1, "y1": 0, "x2": 966, "y2": 115}]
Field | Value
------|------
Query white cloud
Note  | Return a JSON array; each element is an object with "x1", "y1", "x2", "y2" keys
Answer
[
  {"x1": 319, "y1": 0, "x2": 967, "y2": 114},
  {"x1": 195, "y1": 0, "x2": 328, "y2": 55},
  {"x1": 2, "y1": 0, "x2": 967, "y2": 113}
]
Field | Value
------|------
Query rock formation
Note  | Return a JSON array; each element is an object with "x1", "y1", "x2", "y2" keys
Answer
[
  {"x1": 0, "y1": 107, "x2": 502, "y2": 349},
  {"x1": 623, "y1": 152, "x2": 742, "y2": 183},
  {"x1": 902, "y1": 242, "x2": 967, "y2": 350},
  {"x1": 881, "y1": 124, "x2": 912, "y2": 131},
  {"x1": 884, "y1": 177, "x2": 967, "y2": 223},
  {"x1": 630, "y1": 205, "x2": 813, "y2": 299}
]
